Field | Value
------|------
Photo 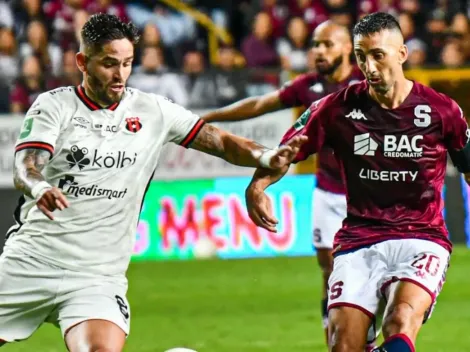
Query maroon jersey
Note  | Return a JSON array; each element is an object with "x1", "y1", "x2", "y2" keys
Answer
[
  {"x1": 278, "y1": 66, "x2": 364, "y2": 194},
  {"x1": 280, "y1": 81, "x2": 469, "y2": 253}
]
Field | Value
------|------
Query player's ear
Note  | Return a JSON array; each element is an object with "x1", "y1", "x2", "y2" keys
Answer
[
  {"x1": 398, "y1": 44, "x2": 408, "y2": 65},
  {"x1": 76, "y1": 52, "x2": 87, "y2": 73}
]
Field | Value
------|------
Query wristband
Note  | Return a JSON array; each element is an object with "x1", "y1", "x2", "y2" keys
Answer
[
  {"x1": 31, "y1": 181, "x2": 53, "y2": 200},
  {"x1": 259, "y1": 149, "x2": 278, "y2": 168}
]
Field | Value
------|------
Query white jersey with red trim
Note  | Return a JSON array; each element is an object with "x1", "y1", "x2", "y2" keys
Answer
[{"x1": 5, "y1": 85, "x2": 204, "y2": 275}]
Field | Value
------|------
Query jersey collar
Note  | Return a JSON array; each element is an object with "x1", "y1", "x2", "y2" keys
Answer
[{"x1": 75, "y1": 85, "x2": 120, "y2": 111}]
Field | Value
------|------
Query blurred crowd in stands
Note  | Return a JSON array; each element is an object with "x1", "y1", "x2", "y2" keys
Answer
[{"x1": 1, "y1": 0, "x2": 470, "y2": 114}]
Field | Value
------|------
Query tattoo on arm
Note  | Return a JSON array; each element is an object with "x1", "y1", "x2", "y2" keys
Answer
[
  {"x1": 14, "y1": 148, "x2": 51, "y2": 197},
  {"x1": 188, "y1": 124, "x2": 226, "y2": 158},
  {"x1": 188, "y1": 124, "x2": 269, "y2": 167}
]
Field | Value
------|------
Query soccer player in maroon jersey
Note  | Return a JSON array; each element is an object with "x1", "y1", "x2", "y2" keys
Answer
[
  {"x1": 245, "y1": 12, "x2": 470, "y2": 352},
  {"x1": 202, "y1": 20, "x2": 371, "y2": 347}
]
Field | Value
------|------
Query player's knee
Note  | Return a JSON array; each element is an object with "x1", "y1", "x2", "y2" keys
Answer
[
  {"x1": 71, "y1": 342, "x2": 121, "y2": 352},
  {"x1": 382, "y1": 302, "x2": 421, "y2": 339}
]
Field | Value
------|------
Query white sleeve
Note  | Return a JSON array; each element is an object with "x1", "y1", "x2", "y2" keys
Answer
[
  {"x1": 15, "y1": 92, "x2": 62, "y2": 156},
  {"x1": 156, "y1": 95, "x2": 205, "y2": 148}
]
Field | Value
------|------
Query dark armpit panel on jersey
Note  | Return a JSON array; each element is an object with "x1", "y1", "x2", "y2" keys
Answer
[
  {"x1": 448, "y1": 142, "x2": 470, "y2": 173},
  {"x1": 15, "y1": 141, "x2": 54, "y2": 156},
  {"x1": 180, "y1": 119, "x2": 206, "y2": 148}
]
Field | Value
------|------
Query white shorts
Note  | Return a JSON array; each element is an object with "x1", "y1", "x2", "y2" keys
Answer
[
  {"x1": 327, "y1": 239, "x2": 449, "y2": 323},
  {"x1": 312, "y1": 188, "x2": 347, "y2": 249},
  {"x1": 0, "y1": 252, "x2": 130, "y2": 342}
]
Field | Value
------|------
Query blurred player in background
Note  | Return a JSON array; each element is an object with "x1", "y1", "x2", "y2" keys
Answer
[
  {"x1": 202, "y1": 20, "x2": 377, "y2": 349},
  {"x1": 0, "y1": 14, "x2": 306, "y2": 351},
  {"x1": 246, "y1": 12, "x2": 470, "y2": 352}
]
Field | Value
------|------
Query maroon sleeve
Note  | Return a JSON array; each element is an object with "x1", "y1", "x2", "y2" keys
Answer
[
  {"x1": 10, "y1": 84, "x2": 28, "y2": 108},
  {"x1": 279, "y1": 95, "x2": 332, "y2": 163},
  {"x1": 443, "y1": 98, "x2": 469, "y2": 151},
  {"x1": 278, "y1": 75, "x2": 308, "y2": 107}
]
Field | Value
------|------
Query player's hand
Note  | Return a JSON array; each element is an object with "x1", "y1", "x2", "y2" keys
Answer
[
  {"x1": 269, "y1": 136, "x2": 308, "y2": 169},
  {"x1": 245, "y1": 186, "x2": 278, "y2": 232},
  {"x1": 36, "y1": 187, "x2": 69, "y2": 220}
]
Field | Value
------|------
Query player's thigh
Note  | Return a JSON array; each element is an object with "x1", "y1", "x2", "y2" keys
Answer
[
  {"x1": 312, "y1": 188, "x2": 346, "y2": 250},
  {"x1": 0, "y1": 253, "x2": 59, "y2": 343},
  {"x1": 57, "y1": 276, "x2": 130, "y2": 351},
  {"x1": 381, "y1": 239, "x2": 450, "y2": 340},
  {"x1": 327, "y1": 248, "x2": 384, "y2": 350},
  {"x1": 65, "y1": 319, "x2": 126, "y2": 352}
]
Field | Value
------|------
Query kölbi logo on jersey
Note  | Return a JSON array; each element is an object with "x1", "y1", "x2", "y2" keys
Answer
[{"x1": 66, "y1": 145, "x2": 137, "y2": 170}]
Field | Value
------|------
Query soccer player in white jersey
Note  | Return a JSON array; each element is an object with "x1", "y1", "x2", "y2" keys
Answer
[{"x1": 0, "y1": 14, "x2": 307, "y2": 351}]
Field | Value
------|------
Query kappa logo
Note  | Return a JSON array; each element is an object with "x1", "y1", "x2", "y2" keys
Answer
[
  {"x1": 125, "y1": 117, "x2": 142, "y2": 133},
  {"x1": 346, "y1": 109, "x2": 367, "y2": 120}
]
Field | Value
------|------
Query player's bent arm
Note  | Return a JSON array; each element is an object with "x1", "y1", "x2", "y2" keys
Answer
[
  {"x1": 248, "y1": 166, "x2": 289, "y2": 192},
  {"x1": 188, "y1": 123, "x2": 273, "y2": 168},
  {"x1": 245, "y1": 166, "x2": 290, "y2": 231},
  {"x1": 13, "y1": 148, "x2": 52, "y2": 198},
  {"x1": 201, "y1": 91, "x2": 284, "y2": 123}
]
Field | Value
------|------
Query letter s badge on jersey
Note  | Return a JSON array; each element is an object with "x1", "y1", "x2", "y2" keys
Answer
[{"x1": 19, "y1": 118, "x2": 34, "y2": 139}]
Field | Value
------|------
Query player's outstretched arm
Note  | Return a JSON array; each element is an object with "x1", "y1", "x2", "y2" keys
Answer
[
  {"x1": 14, "y1": 149, "x2": 69, "y2": 220},
  {"x1": 201, "y1": 91, "x2": 283, "y2": 123},
  {"x1": 188, "y1": 123, "x2": 307, "y2": 169},
  {"x1": 244, "y1": 166, "x2": 289, "y2": 232}
]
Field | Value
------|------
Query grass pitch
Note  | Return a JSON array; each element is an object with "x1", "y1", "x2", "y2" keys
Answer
[{"x1": 3, "y1": 246, "x2": 470, "y2": 351}]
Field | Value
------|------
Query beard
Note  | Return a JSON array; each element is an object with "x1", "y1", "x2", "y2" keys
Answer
[
  {"x1": 368, "y1": 78, "x2": 392, "y2": 94},
  {"x1": 315, "y1": 54, "x2": 344, "y2": 75},
  {"x1": 370, "y1": 84, "x2": 390, "y2": 94},
  {"x1": 87, "y1": 73, "x2": 122, "y2": 106}
]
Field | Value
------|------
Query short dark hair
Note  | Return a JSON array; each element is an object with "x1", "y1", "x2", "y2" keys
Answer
[
  {"x1": 81, "y1": 13, "x2": 140, "y2": 53},
  {"x1": 353, "y1": 12, "x2": 401, "y2": 37}
]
